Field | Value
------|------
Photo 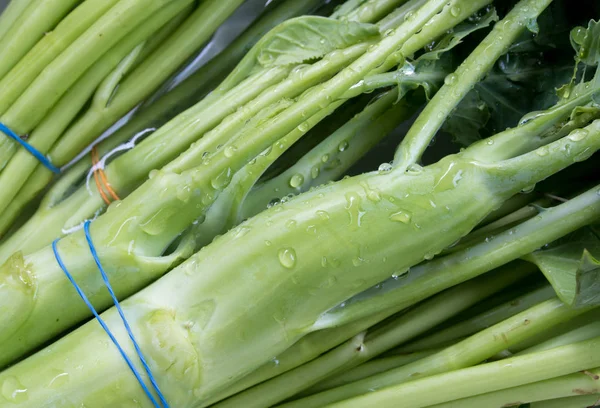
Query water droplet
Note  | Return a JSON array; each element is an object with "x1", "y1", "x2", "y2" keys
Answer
[
  {"x1": 316, "y1": 210, "x2": 330, "y2": 221},
  {"x1": 321, "y1": 154, "x2": 330, "y2": 163},
  {"x1": 571, "y1": 26, "x2": 587, "y2": 45},
  {"x1": 486, "y1": 139, "x2": 494, "y2": 145},
  {"x1": 338, "y1": 140, "x2": 349, "y2": 152},
  {"x1": 267, "y1": 198, "x2": 280, "y2": 208},
  {"x1": 406, "y1": 164, "x2": 423, "y2": 175},
  {"x1": 223, "y1": 145, "x2": 237, "y2": 158},
  {"x1": 48, "y1": 370, "x2": 70, "y2": 388},
  {"x1": 450, "y1": 6, "x2": 461, "y2": 17},
  {"x1": 404, "y1": 11, "x2": 415, "y2": 21},
  {"x1": 311, "y1": 166, "x2": 320, "y2": 179},
  {"x1": 306, "y1": 225, "x2": 317, "y2": 235},
  {"x1": 452, "y1": 170, "x2": 463, "y2": 186},
  {"x1": 148, "y1": 169, "x2": 159, "y2": 179},
  {"x1": 521, "y1": 184, "x2": 535, "y2": 194},
  {"x1": 289, "y1": 174, "x2": 304, "y2": 188},
  {"x1": 211, "y1": 167, "x2": 232, "y2": 190},
  {"x1": 573, "y1": 147, "x2": 593, "y2": 162},
  {"x1": 389, "y1": 210, "x2": 411, "y2": 223},
  {"x1": 1, "y1": 377, "x2": 28, "y2": 402},
  {"x1": 384, "y1": 29, "x2": 395, "y2": 37},
  {"x1": 285, "y1": 220, "x2": 297, "y2": 229},
  {"x1": 568, "y1": 128, "x2": 589, "y2": 142},
  {"x1": 378, "y1": 163, "x2": 392, "y2": 173},
  {"x1": 352, "y1": 257, "x2": 364, "y2": 267},
  {"x1": 176, "y1": 185, "x2": 192, "y2": 202},
  {"x1": 298, "y1": 122, "x2": 310, "y2": 133},
  {"x1": 278, "y1": 248, "x2": 297, "y2": 269},
  {"x1": 265, "y1": 240, "x2": 272, "y2": 246},
  {"x1": 444, "y1": 74, "x2": 458, "y2": 86}
]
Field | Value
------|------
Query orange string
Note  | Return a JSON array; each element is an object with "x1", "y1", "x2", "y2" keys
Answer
[{"x1": 91, "y1": 146, "x2": 120, "y2": 205}]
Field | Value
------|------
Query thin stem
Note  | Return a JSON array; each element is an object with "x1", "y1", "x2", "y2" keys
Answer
[
  {"x1": 517, "y1": 321, "x2": 600, "y2": 356},
  {"x1": 392, "y1": 0, "x2": 553, "y2": 170},
  {"x1": 241, "y1": 89, "x2": 415, "y2": 219},
  {"x1": 306, "y1": 349, "x2": 440, "y2": 395},
  {"x1": 48, "y1": 0, "x2": 246, "y2": 165},
  {"x1": 0, "y1": 0, "x2": 80, "y2": 80},
  {"x1": 400, "y1": 284, "x2": 556, "y2": 352},
  {"x1": 0, "y1": 0, "x2": 194, "y2": 217},
  {"x1": 283, "y1": 299, "x2": 593, "y2": 408},
  {"x1": 0, "y1": 0, "x2": 175, "y2": 168},
  {"x1": 0, "y1": 0, "x2": 34, "y2": 41},
  {"x1": 345, "y1": 0, "x2": 410, "y2": 23},
  {"x1": 531, "y1": 395, "x2": 600, "y2": 408},
  {"x1": 429, "y1": 368, "x2": 600, "y2": 408}
]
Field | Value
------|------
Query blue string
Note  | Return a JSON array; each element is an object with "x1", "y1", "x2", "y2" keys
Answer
[
  {"x1": 52, "y1": 222, "x2": 169, "y2": 408},
  {"x1": 0, "y1": 122, "x2": 60, "y2": 174}
]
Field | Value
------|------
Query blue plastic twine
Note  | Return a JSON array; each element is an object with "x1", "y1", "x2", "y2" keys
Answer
[
  {"x1": 52, "y1": 220, "x2": 169, "y2": 407},
  {"x1": 0, "y1": 122, "x2": 60, "y2": 173}
]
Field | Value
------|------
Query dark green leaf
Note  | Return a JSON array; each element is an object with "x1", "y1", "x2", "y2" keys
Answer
[
  {"x1": 442, "y1": 91, "x2": 490, "y2": 146},
  {"x1": 524, "y1": 226, "x2": 600, "y2": 308},
  {"x1": 255, "y1": 16, "x2": 380, "y2": 67}
]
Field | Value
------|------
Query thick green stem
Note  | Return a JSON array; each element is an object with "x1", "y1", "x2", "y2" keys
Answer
[
  {"x1": 429, "y1": 368, "x2": 600, "y2": 408},
  {"x1": 213, "y1": 266, "x2": 530, "y2": 408},
  {"x1": 283, "y1": 299, "x2": 593, "y2": 408},
  {"x1": 320, "y1": 181, "x2": 600, "y2": 327},
  {"x1": 0, "y1": 0, "x2": 451, "y2": 370},
  {"x1": 212, "y1": 184, "x2": 600, "y2": 401},
  {"x1": 392, "y1": 0, "x2": 553, "y2": 170},
  {"x1": 0, "y1": 0, "x2": 80, "y2": 80}
]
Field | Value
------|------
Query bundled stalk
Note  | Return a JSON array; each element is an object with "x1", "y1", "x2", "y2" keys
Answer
[{"x1": 0, "y1": 0, "x2": 598, "y2": 407}]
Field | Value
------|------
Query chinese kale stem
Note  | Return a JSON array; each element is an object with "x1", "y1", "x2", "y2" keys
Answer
[{"x1": 213, "y1": 266, "x2": 531, "y2": 408}]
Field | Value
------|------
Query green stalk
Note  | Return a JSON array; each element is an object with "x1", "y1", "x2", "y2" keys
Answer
[
  {"x1": 210, "y1": 183, "x2": 600, "y2": 402},
  {"x1": 507, "y1": 309, "x2": 600, "y2": 354},
  {"x1": 0, "y1": 0, "x2": 450, "y2": 369},
  {"x1": 307, "y1": 349, "x2": 440, "y2": 394},
  {"x1": 0, "y1": 0, "x2": 195, "y2": 217},
  {"x1": 392, "y1": 0, "x2": 553, "y2": 170},
  {"x1": 213, "y1": 266, "x2": 530, "y2": 408},
  {"x1": 0, "y1": 0, "x2": 80, "y2": 80},
  {"x1": 0, "y1": 0, "x2": 34, "y2": 41},
  {"x1": 532, "y1": 395, "x2": 600, "y2": 408},
  {"x1": 239, "y1": 89, "x2": 416, "y2": 221},
  {"x1": 400, "y1": 284, "x2": 556, "y2": 352},
  {"x1": 46, "y1": 0, "x2": 245, "y2": 166},
  {"x1": 447, "y1": 197, "x2": 552, "y2": 254},
  {"x1": 0, "y1": 0, "x2": 184, "y2": 169},
  {"x1": 429, "y1": 368, "x2": 600, "y2": 408},
  {"x1": 0, "y1": 0, "x2": 321, "y2": 245},
  {"x1": 517, "y1": 321, "x2": 600, "y2": 356},
  {"x1": 282, "y1": 299, "x2": 594, "y2": 408},
  {"x1": 0, "y1": 0, "x2": 118, "y2": 116},
  {"x1": 345, "y1": 0, "x2": 410, "y2": 23}
]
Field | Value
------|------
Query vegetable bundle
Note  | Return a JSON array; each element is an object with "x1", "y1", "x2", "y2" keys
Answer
[{"x1": 0, "y1": 0, "x2": 598, "y2": 407}]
